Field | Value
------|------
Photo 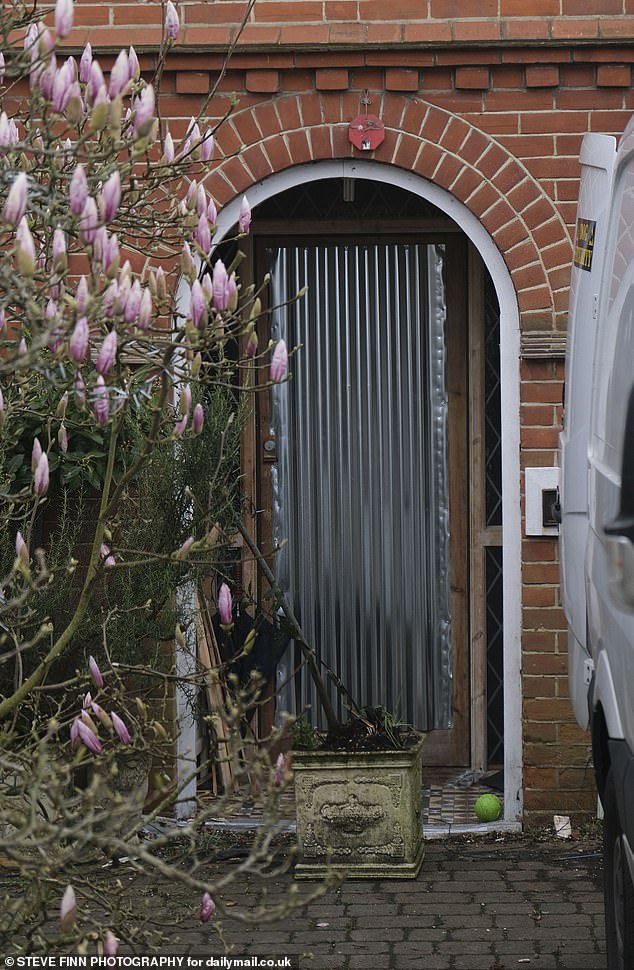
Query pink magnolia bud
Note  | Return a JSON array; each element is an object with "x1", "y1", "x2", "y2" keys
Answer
[
  {"x1": 60, "y1": 885, "x2": 77, "y2": 932},
  {"x1": 108, "y1": 49, "x2": 130, "y2": 98},
  {"x1": 239, "y1": 195, "x2": 251, "y2": 234},
  {"x1": 0, "y1": 52, "x2": 5, "y2": 85},
  {"x1": 189, "y1": 119, "x2": 201, "y2": 146},
  {"x1": 0, "y1": 112, "x2": 18, "y2": 152},
  {"x1": 212, "y1": 259, "x2": 229, "y2": 311},
  {"x1": 103, "y1": 932, "x2": 119, "y2": 957},
  {"x1": 76, "y1": 275, "x2": 89, "y2": 312},
  {"x1": 56, "y1": 391, "x2": 69, "y2": 420},
  {"x1": 218, "y1": 583, "x2": 232, "y2": 626},
  {"x1": 270, "y1": 339, "x2": 288, "y2": 383},
  {"x1": 64, "y1": 80, "x2": 83, "y2": 124},
  {"x1": 181, "y1": 241, "x2": 196, "y2": 281},
  {"x1": 91, "y1": 701, "x2": 112, "y2": 731},
  {"x1": 93, "y1": 375, "x2": 109, "y2": 426},
  {"x1": 162, "y1": 131, "x2": 175, "y2": 164},
  {"x1": 103, "y1": 233, "x2": 120, "y2": 278},
  {"x1": 4, "y1": 171, "x2": 28, "y2": 225},
  {"x1": 58, "y1": 424, "x2": 68, "y2": 453},
  {"x1": 70, "y1": 717, "x2": 80, "y2": 748},
  {"x1": 81, "y1": 708, "x2": 98, "y2": 734},
  {"x1": 99, "y1": 170, "x2": 121, "y2": 223},
  {"x1": 33, "y1": 451, "x2": 50, "y2": 497},
  {"x1": 196, "y1": 184, "x2": 207, "y2": 218},
  {"x1": 189, "y1": 279, "x2": 206, "y2": 328},
  {"x1": 79, "y1": 42, "x2": 92, "y2": 83},
  {"x1": 55, "y1": 0, "x2": 74, "y2": 38},
  {"x1": 89, "y1": 85, "x2": 109, "y2": 130},
  {"x1": 82, "y1": 691, "x2": 92, "y2": 710},
  {"x1": 201, "y1": 130, "x2": 214, "y2": 162},
  {"x1": 192, "y1": 403, "x2": 204, "y2": 435},
  {"x1": 16, "y1": 217, "x2": 36, "y2": 276},
  {"x1": 175, "y1": 536, "x2": 194, "y2": 560},
  {"x1": 111, "y1": 710, "x2": 131, "y2": 744},
  {"x1": 95, "y1": 329, "x2": 117, "y2": 375},
  {"x1": 77, "y1": 719, "x2": 103, "y2": 754},
  {"x1": 52, "y1": 227, "x2": 67, "y2": 272},
  {"x1": 116, "y1": 274, "x2": 131, "y2": 314},
  {"x1": 124, "y1": 279, "x2": 142, "y2": 324},
  {"x1": 202, "y1": 274, "x2": 213, "y2": 301},
  {"x1": 156, "y1": 266, "x2": 167, "y2": 301},
  {"x1": 93, "y1": 226, "x2": 106, "y2": 265},
  {"x1": 103, "y1": 279, "x2": 119, "y2": 317},
  {"x1": 200, "y1": 892, "x2": 215, "y2": 923},
  {"x1": 31, "y1": 437, "x2": 43, "y2": 473},
  {"x1": 0, "y1": 307, "x2": 4, "y2": 332},
  {"x1": 24, "y1": 23, "x2": 39, "y2": 54},
  {"x1": 185, "y1": 179, "x2": 198, "y2": 210},
  {"x1": 227, "y1": 274, "x2": 238, "y2": 311},
  {"x1": 195, "y1": 213, "x2": 211, "y2": 255},
  {"x1": 69, "y1": 164, "x2": 88, "y2": 215},
  {"x1": 88, "y1": 654, "x2": 104, "y2": 688},
  {"x1": 100, "y1": 542, "x2": 115, "y2": 567},
  {"x1": 133, "y1": 84, "x2": 155, "y2": 136},
  {"x1": 39, "y1": 54, "x2": 58, "y2": 101},
  {"x1": 246, "y1": 330, "x2": 258, "y2": 358},
  {"x1": 79, "y1": 196, "x2": 99, "y2": 245},
  {"x1": 52, "y1": 61, "x2": 74, "y2": 113},
  {"x1": 69, "y1": 316, "x2": 89, "y2": 364},
  {"x1": 207, "y1": 198, "x2": 217, "y2": 226},
  {"x1": 174, "y1": 415, "x2": 188, "y2": 438},
  {"x1": 138, "y1": 287, "x2": 152, "y2": 330},
  {"x1": 18, "y1": 336, "x2": 27, "y2": 356},
  {"x1": 15, "y1": 531, "x2": 29, "y2": 567},
  {"x1": 128, "y1": 46, "x2": 140, "y2": 81},
  {"x1": 165, "y1": 1, "x2": 180, "y2": 41},
  {"x1": 87, "y1": 59, "x2": 105, "y2": 103}
]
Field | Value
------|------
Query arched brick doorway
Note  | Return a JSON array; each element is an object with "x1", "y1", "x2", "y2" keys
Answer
[
  {"x1": 211, "y1": 93, "x2": 572, "y2": 333},
  {"x1": 215, "y1": 158, "x2": 523, "y2": 825}
]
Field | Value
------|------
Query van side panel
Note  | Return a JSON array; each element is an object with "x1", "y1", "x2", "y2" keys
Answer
[
  {"x1": 560, "y1": 133, "x2": 616, "y2": 729},
  {"x1": 588, "y1": 141, "x2": 634, "y2": 755}
]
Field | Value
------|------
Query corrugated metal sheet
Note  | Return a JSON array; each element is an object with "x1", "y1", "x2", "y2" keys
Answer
[{"x1": 269, "y1": 242, "x2": 452, "y2": 731}]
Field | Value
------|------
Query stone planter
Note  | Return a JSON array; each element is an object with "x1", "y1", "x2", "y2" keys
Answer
[{"x1": 292, "y1": 732, "x2": 425, "y2": 879}]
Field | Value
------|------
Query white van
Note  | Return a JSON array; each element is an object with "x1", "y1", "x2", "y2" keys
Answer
[{"x1": 561, "y1": 120, "x2": 634, "y2": 969}]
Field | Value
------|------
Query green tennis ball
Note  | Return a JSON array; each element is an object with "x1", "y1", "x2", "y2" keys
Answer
[{"x1": 474, "y1": 793, "x2": 502, "y2": 822}]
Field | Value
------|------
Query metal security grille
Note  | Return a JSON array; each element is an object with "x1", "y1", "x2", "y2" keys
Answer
[
  {"x1": 486, "y1": 545, "x2": 504, "y2": 765},
  {"x1": 268, "y1": 242, "x2": 453, "y2": 732},
  {"x1": 484, "y1": 274, "x2": 504, "y2": 765},
  {"x1": 485, "y1": 276, "x2": 503, "y2": 529}
]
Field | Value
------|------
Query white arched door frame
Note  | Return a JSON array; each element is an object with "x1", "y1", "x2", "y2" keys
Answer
[{"x1": 212, "y1": 159, "x2": 523, "y2": 829}]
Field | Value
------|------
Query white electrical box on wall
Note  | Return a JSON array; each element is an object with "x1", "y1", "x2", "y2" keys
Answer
[{"x1": 525, "y1": 466, "x2": 560, "y2": 537}]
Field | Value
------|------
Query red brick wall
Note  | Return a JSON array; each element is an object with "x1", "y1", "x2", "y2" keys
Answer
[
  {"x1": 64, "y1": 6, "x2": 634, "y2": 822},
  {"x1": 64, "y1": 2, "x2": 634, "y2": 48}
]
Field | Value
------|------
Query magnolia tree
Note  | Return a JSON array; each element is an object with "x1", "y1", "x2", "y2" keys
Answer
[{"x1": 0, "y1": 0, "x2": 319, "y2": 955}]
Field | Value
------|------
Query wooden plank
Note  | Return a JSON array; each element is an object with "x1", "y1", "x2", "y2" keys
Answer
[{"x1": 196, "y1": 590, "x2": 234, "y2": 793}]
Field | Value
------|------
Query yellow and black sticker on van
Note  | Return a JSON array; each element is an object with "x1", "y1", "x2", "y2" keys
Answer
[{"x1": 574, "y1": 218, "x2": 596, "y2": 272}]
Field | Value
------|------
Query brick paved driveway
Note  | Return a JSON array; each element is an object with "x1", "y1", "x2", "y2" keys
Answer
[{"x1": 172, "y1": 832, "x2": 606, "y2": 970}]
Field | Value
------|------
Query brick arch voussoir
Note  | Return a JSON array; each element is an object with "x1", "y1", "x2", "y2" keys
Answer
[{"x1": 213, "y1": 94, "x2": 571, "y2": 328}]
